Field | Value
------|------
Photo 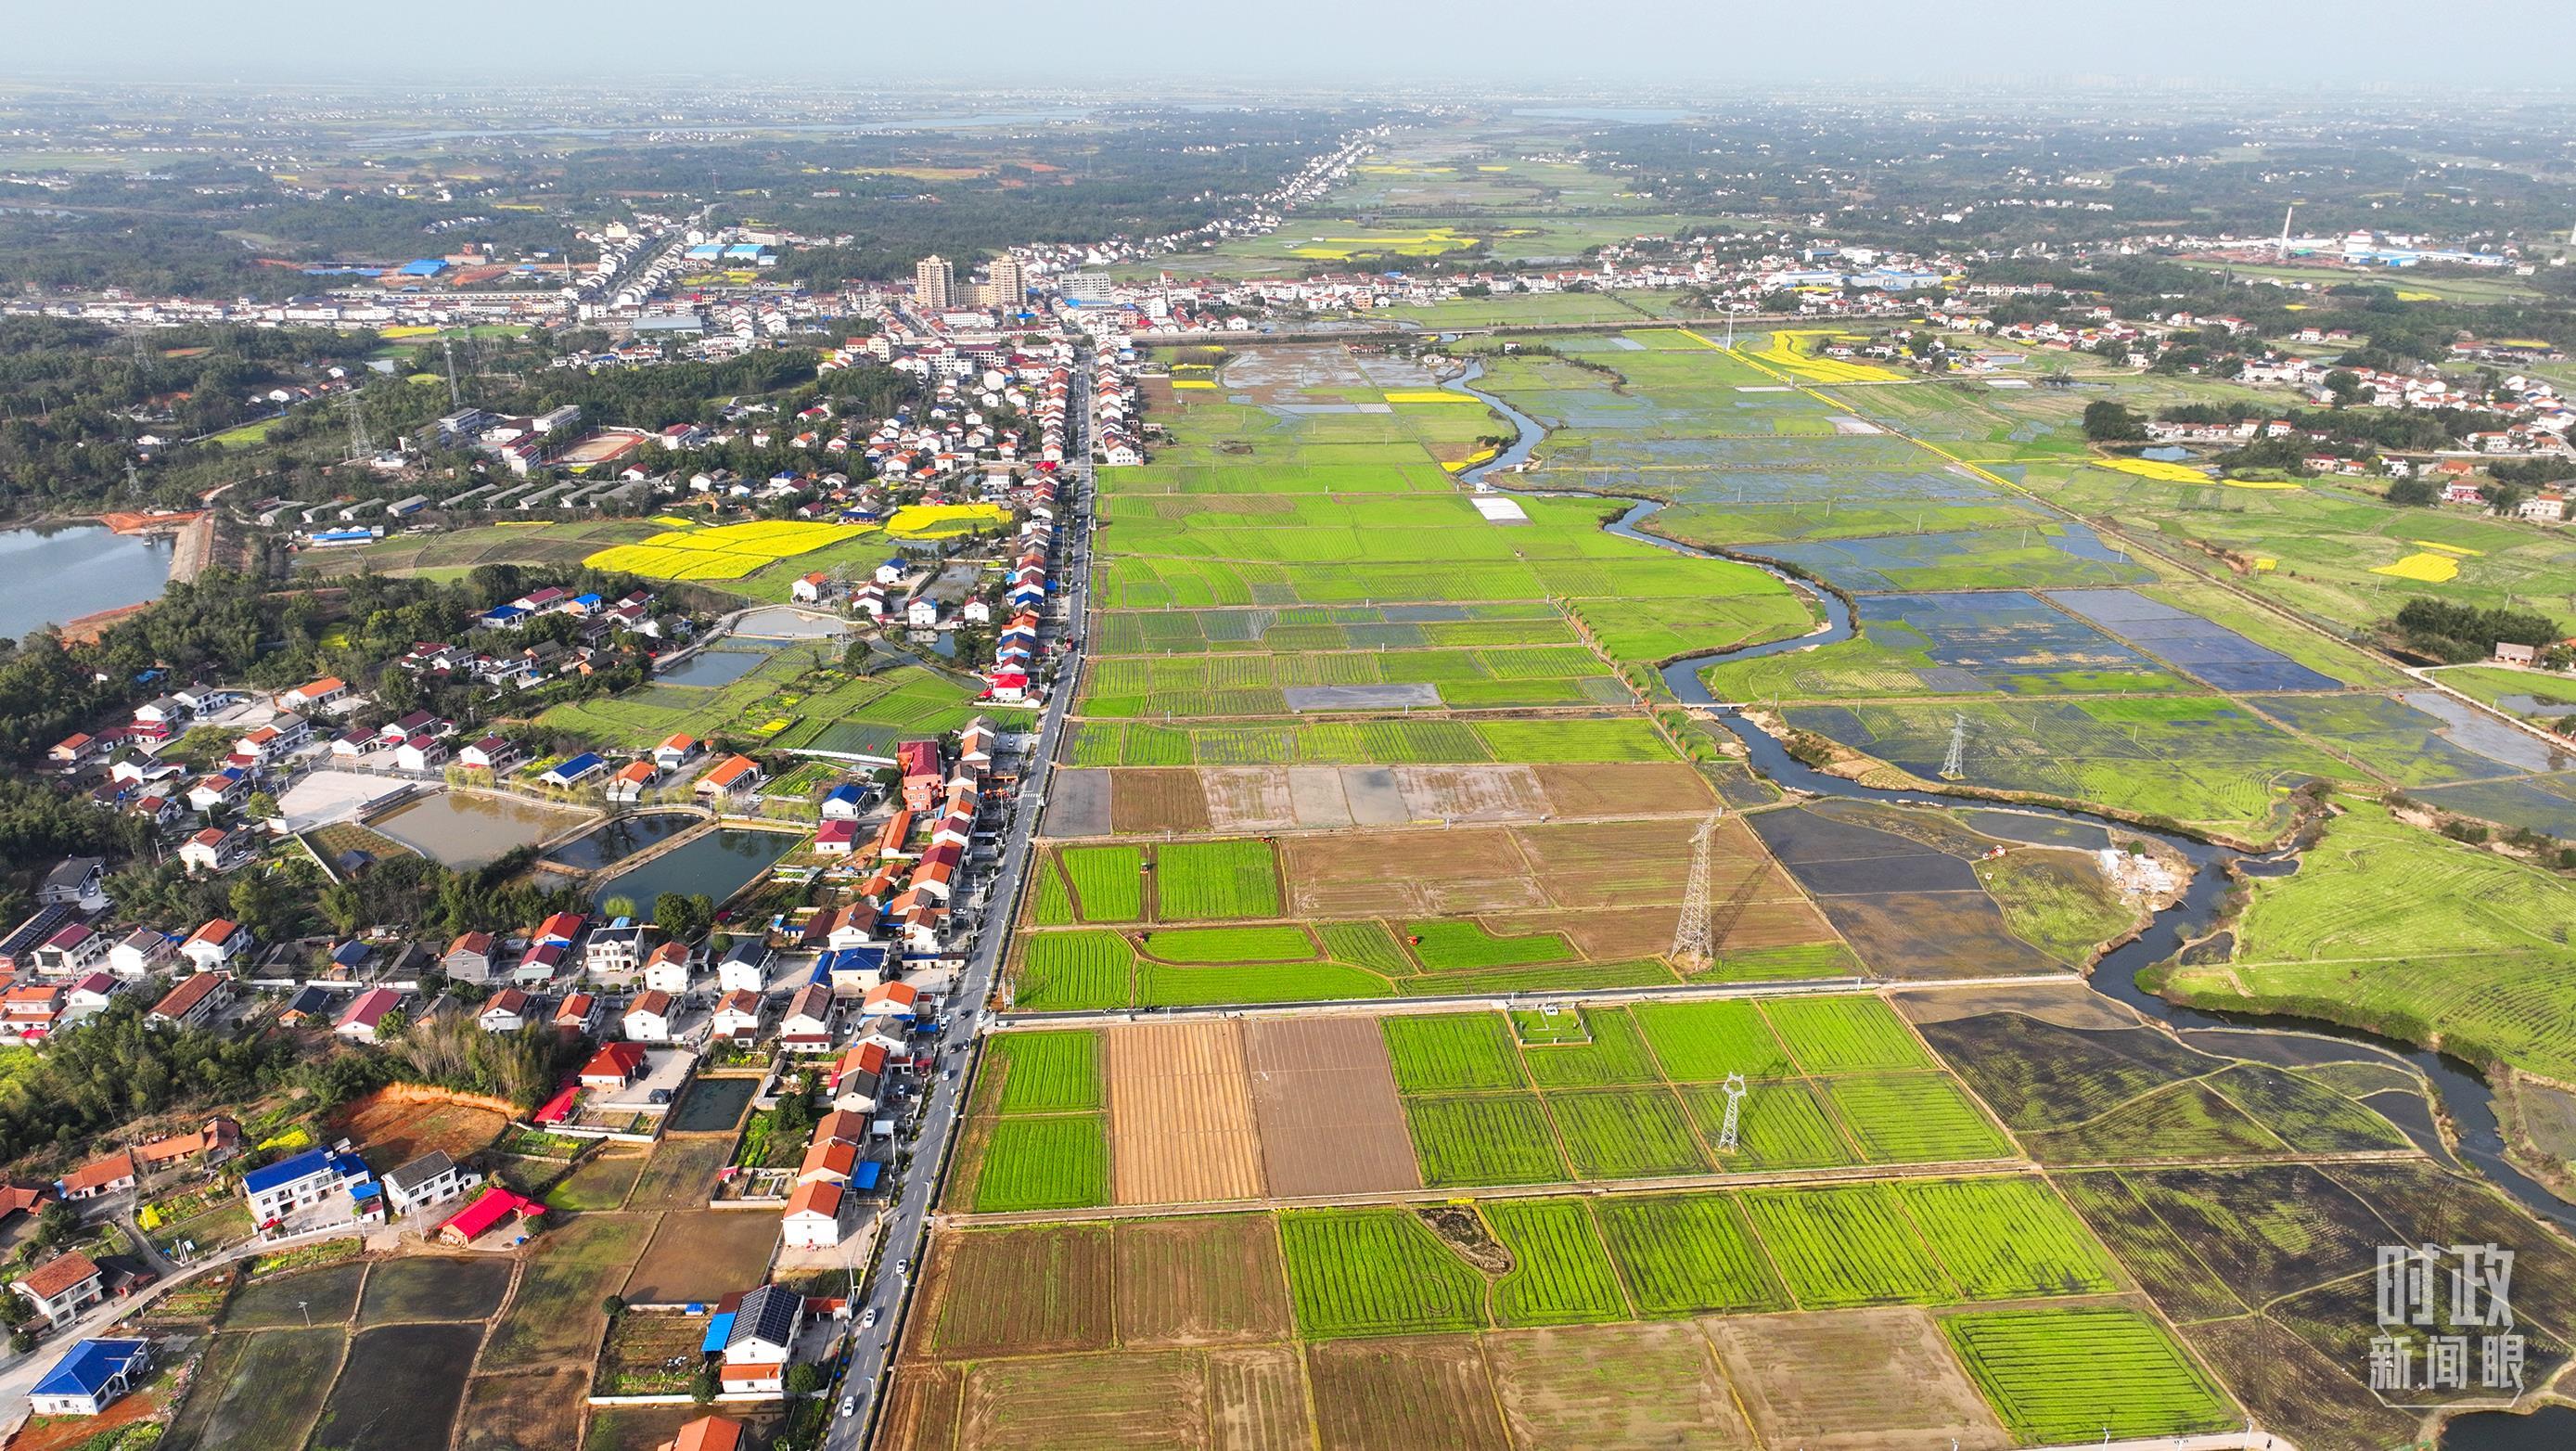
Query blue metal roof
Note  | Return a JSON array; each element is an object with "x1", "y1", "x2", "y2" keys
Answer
[
  {"x1": 243, "y1": 1147, "x2": 333, "y2": 1195},
  {"x1": 821, "y1": 783, "x2": 864, "y2": 804},
  {"x1": 33, "y1": 1339, "x2": 148, "y2": 1400},
  {"x1": 851, "y1": 1161, "x2": 884, "y2": 1190},
  {"x1": 547, "y1": 752, "x2": 605, "y2": 780},
  {"x1": 398, "y1": 259, "x2": 447, "y2": 276},
  {"x1": 700, "y1": 1311, "x2": 736, "y2": 1354}
]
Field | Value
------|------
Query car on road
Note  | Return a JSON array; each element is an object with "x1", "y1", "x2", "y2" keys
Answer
[
  {"x1": 862, "y1": 1306, "x2": 879, "y2": 1329},
  {"x1": 841, "y1": 1395, "x2": 857, "y2": 1419},
  {"x1": 896, "y1": 1258, "x2": 910, "y2": 1277}
]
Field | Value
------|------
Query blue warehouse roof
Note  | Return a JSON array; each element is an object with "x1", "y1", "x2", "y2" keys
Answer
[{"x1": 34, "y1": 1339, "x2": 149, "y2": 1401}]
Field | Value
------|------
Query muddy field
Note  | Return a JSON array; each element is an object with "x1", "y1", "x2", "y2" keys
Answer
[
  {"x1": 1891, "y1": 981, "x2": 2141, "y2": 1030},
  {"x1": 1284, "y1": 827, "x2": 1551, "y2": 917},
  {"x1": 959, "y1": 1349, "x2": 1211, "y2": 1451},
  {"x1": 1108, "y1": 767, "x2": 1209, "y2": 835},
  {"x1": 1706, "y1": 1308, "x2": 2010, "y2": 1451},
  {"x1": 455, "y1": 1368, "x2": 588, "y2": 1451},
  {"x1": 1115, "y1": 1214, "x2": 1294, "y2": 1346},
  {"x1": 1308, "y1": 1335, "x2": 1511, "y2": 1451},
  {"x1": 1085, "y1": 762, "x2": 1721, "y2": 838},
  {"x1": 1108, "y1": 1021, "x2": 1266, "y2": 1204},
  {"x1": 1485, "y1": 1322, "x2": 1756, "y2": 1450},
  {"x1": 925, "y1": 1223, "x2": 1115, "y2": 1359},
  {"x1": 622, "y1": 1210, "x2": 780, "y2": 1303},
  {"x1": 1243, "y1": 1017, "x2": 1421, "y2": 1198},
  {"x1": 1750, "y1": 805, "x2": 2064, "y2": 978}
]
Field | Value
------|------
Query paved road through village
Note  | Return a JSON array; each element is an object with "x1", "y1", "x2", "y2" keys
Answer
[{"x1": 825, "y1": 368, "x2": 1095, "y2": 1450}]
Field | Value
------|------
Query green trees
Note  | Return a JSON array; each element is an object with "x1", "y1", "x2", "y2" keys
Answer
[
  {"x1": 2082, "y1": 401, "x2": 2146, "y2": 443},
  {"x1": 655, "y1": 892, "x2": 717, "y2": 944}
]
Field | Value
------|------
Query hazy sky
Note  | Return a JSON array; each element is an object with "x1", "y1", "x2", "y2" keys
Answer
[{"x1": 9, "y1": 1, "x2": 2567, "y2": 89}]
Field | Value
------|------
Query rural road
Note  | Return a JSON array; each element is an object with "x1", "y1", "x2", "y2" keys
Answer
[{"x1": 825, "y1": 367, "x2": 1096, "y2": 1450}]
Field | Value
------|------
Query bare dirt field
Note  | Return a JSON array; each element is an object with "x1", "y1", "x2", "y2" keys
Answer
[
  {"x1": 1705, "y1": 1307, "x2": 2011, "y2": 1451},
  {"x1": 329, "y1": 1090, "x2": 510, "y2": 1166},
  {"x1": 1241, "y1": 1018, "x2": 1421, "y2": 1199},
  {"x1": 1048, "y1": 768, "x2": 1114, "y2": 838},
  {"x1": 1393, "y1": 764, "x2": 1552, "y2": 822},
  {"x1": 924, "y1": 1223, "x2": 1114, "y2": 1359},
  {"x1": 1338, "y1": 765, "x2": 1413, "y2": 826},
  {"x1": 1202, "y1": 767, "x2": 1301, "y2": 832},
  {"x1": 1485, "y1": 1322, "x2": 1756, "y2": 1451},
  {"x1": 877, "y1": 1364, "x2": 967, "y2": 1451},
  {"x1": 455, "y1": 1368, "x2": 588, "y2": 1451},
  {"x1": 1209, "y1": 1345, "x2": 1314, "y2": 1451},
  {"x1": 959, "y1": 1349, "x2": 1212, "y2": 1451},
  {"x1": 624, "y1": 1136, "x2": 732, "y2": 1210},
  {"x1": 1541, "y1": 905, "x2": 1688, "y2": 960},
  {"x1": 1813, "y1": 891, "x2": 2061, "y2": 980},
  {"x1": 1109, "y1": 767, "x2": 1212, "y2": 835},
  {"x1": 1115, "y1": 1214, "x2": 1293, "y2": 1347},
  {"x1": 1284, "y1": 827, "x2": 1548, "y2": 917},
  {"x1": 622, "y1": 1210, "x2": 780, "y2": 1303},
  {"x1": 1308, "y1": 1335, "x2": 1510, "y2": 1451},
  {"x1": 1531, "y1": 762, "x2": 1719, "y2": 819},
  {"x1": 1515, "y1": 817, "x2": 1727, "y2": 906},
  {"x1": 1288, "y1": 767, "x2": 1358, "y2": 828},
  {"x1": 1892, "y1": 981, "x2": 2142, "y2": 1030},
  {"x1": 1108, "y1": 1021, "x2": 1266, "y2": 1205}
]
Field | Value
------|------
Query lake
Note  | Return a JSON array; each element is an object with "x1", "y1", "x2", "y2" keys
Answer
[
  {"x1": 0, "y1": 523, "x2": 173, "y2": 639},
  {"x1": 370, "y1": 791, "x2": 593, "y2": 868},
  {"x1": 542, "y1": 812, "x2": 702, "y2": 872},
  {"x1": 592, "y1": 827, "x2": 795, "y2": 912}
]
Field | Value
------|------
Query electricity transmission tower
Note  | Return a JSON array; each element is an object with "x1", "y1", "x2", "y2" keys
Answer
[
  {"x1": 442, "y1": 337, "x2": 464, "y2": 409},
  {"x1": 1670, "y1": 811, "x2": 1723, "y2": 966},
  {"x1": 1940, "y1": 713, "x2": 1968, "y2": 780},
  {"x1": 1714, "y1": 1073, "x2": 1749, "y2": 1152},
  {"x1": 343, "y1": 390, "x2": 374, "y2": 462}
]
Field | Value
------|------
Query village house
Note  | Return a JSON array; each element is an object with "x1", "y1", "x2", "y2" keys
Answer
[
  {"x1": 718, "y1": 1284, "x2": 804, "y2": 1393},
  {"x1": 30, "y1": 1339, "x2": 153, "y2": 1418},
  {"x1": 32, "y1": 925, "x2": 108, "y2": 979},
  {"x1": 178, "y1": 826, "x2": 254, "y2": 876},
  {"x1": 15, "y1": 1252, "x2": 104, "y2": 1329},
  {"x1": 178, "y1": 918, "x2": 249, "y2": 971},
  {"x1": 641, "y1": 941, "x2": 694, "y2": 995},
  {"x1": 106, "y1": 929, "x2": 171, "y2": 979},
  {"x1": 585, "y1": 922, "x2": 657, "y2": 976},
  {"x1": 696, "y1": 753, "x2": 763, "y2": 801},
  {"x1": 623, "y1": 989, "x2": 675, "y2": 1042},
  {"x1": 606, "y1": 759, "x2": 660, "y2": 803},
  {"x1": 382, "y1": 1150, "x2": 477, "y2": 1217},
  {"x1": 478, "y1": 988, "x2": 532, "y2": 1033},
  {"x1": 56, "y1": 1151, "x2": 136, "y2": 1202},
  {"x1": 778, "y1": 983, "x2": 835, "y2": 1052},
  {"x1": 653, "y1": 734, "x2": 699, "y2": 772},
  {"x1": 129, "y1": 1118, "x2": 240, "y2": 1173},
  {"x1": 443, "y1": 931, "x2": 499, "y2": 983},
  {"x1": 555, "y1": 992, "x2": 602, "y2": 1035},
  {"x1": 36, "y1": 858, "x2": 108, "y2": 912},
  {"x1": 781, "y1": 1177, "x2": 845, "y2": 1249},
  {"x1": 243, "y1": 1146, "x2": 375, "y2": 1226},
  {"x1": 580, "y1": 1041, "x2": 648, "y2": 1088},
  {"x1": 334, "y1": 986, "x2": 404, "y2": 1044},
  {"x1": 709, "y1": 990, "x2": 764, "y2": 1042},
  {"x1": 148, "y1": 970, "x2": 234, "y2": 1031}
]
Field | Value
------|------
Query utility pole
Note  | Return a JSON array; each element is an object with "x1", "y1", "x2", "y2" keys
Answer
[{"x1": 442, "y1": 336, "x2": 464, "y2": 409}]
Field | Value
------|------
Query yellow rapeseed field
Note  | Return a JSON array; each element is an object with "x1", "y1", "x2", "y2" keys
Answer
[
  {"x1": 584, "y1": 520, "x2": 869, "y2": 581},
  {"x1": 2371, "y1": 552, "x2": 2462, "y2": 584},
  {"x1": 2095, "y1": 456, "x2": 2215, "y2": 484},
  {"x1": 886, "y1": 503, "x2": 1013, "y2": 539},
  {"x1": 1383, "y1": 391, "x2": 1480, "y2": 404}
]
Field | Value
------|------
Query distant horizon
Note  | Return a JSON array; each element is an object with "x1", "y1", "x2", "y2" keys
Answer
[{"x1": 9, "y1": 0, "x2": 2572, "y2": 91}]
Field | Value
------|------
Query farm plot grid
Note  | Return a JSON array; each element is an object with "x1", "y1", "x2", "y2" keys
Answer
[
  {"x1": 899, "y1": 1175, "x2": 2194, "y2": 1451},
  {"x1": 1007, "y1": 816, "x2": 1852, "y2": 1008}
]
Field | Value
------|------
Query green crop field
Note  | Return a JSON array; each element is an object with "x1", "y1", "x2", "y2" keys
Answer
[
  {"x1": 1153, "y1": 839, "x2": 1282, "y2": 919},
  {"x1": 1738, "y1": 1184, "x2": 1954, "y2": 1308},
  {"x1": 1403, "y1": 1094, "x2": 1569, "y2": 1187},
  {"x1": 1318, "y1": 919, "x2": 1412, "y2": 974},
  {"x1": 1030, "y1": 857, "x2": 1076, "y2": 926},
  {"x1": 971, "y1": 1115, "x2": 1109, "y2": 1213},
  {"x1": 1013, "y1": 931, "x2": 1135, "y2": 1010},
  {"x1": 2164, "y1": 803, "x2": 2576, "y2": 1079},
  {"x1": 1549, "y1": 1088, "x2": 1711, "y2": 1179},
  {"x1": 1383, "y1": 1013, "x2": 1528, "y2": 1092},
  {"x1": 1820, "y1": 1073, "x2": 2014, "y2": 1162},
  {"x1": 1895, "y1": 1177, "x2": 2121, "y2": 1299},
  {"x1": 1942, "y1": 1307, "x2": 2236, "y2": 1442},
  {"x1": 985, "y1": 1032, "x2": 1103, "y2": 1115},
  {"x1": 1403, "y1": 918, "x2": 1578, "y2": 969},
  {"x1": 1516, "y1": 1008, "x2": 1661, "y2": 1087},
  {"x1": 1589, "y1": 1193, "x2": 1786, "y2": 1316},
  {"x1": 1278, "y1": 1207, "x2": 1492, "y2": 1338},
  {"x1": 1133, "y1": 925, "x2": 1316, "y2": 962},
  {"x1": 1060, "y1": 845, "x2": 1145, "y2": 921},
  {"x1": 1763, "y1": 995, "x2": 1934, "y2": 1073},
  {"x1": 1132, "y1": 958, "x2": 1389, "y2": 1006},
  {"x1": 1482, "y1": 1197, "x2": 1632, "y2": 1326},
  {"x1": 1633, "y1": 999, "x2": 1795, "y2": 1080},
  {"x1": 1682, "y1": 1080, "x2": 1854, "y2": 1169}
]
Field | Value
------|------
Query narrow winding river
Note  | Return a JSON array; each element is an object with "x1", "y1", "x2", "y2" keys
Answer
[{"x1": 1445, "y1": 359, "x2": 2572, "y2": 1252}]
